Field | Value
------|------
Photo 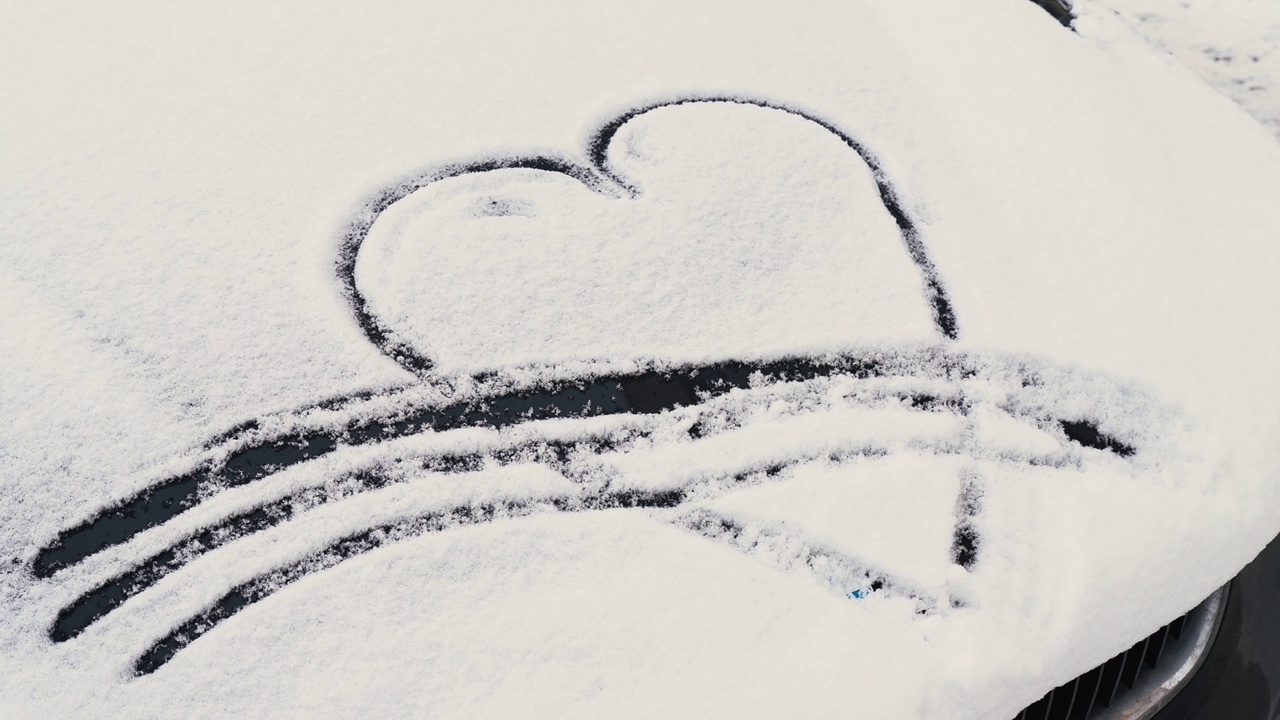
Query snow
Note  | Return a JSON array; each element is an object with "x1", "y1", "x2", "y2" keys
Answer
[
  {"x1": 1103, "y1": 0, "x2": 1280, "y2": 140},
  {"x1": 2, "y1": 0, "x2": 1280, "y2": 717},
  {"x1": 358, "y1": 103, "x2": 938, "y2": 373}
]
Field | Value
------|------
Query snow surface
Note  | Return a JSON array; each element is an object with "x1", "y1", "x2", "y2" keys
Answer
[
  {"x1": 2, "y1": 0, "x2": 1280, "y2": 718},
  {"x1": 358, "y1": 103, "x2": 937, "y2": 373},
  {"x1": 1103, "y1": 0, "x2": 1280, "y2": 140}
]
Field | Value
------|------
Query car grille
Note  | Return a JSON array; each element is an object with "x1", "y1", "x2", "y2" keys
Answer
[{"x1": 1013, "y1": 585, "x2": 1227, "y2": 720}]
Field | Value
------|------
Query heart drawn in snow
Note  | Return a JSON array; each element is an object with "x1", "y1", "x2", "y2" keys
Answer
[
  {"x1": 34, "y1": 98, "x2": 1173, "y2": 678},
  {"x1": 342, "y1": 97, "x2": 957, "y2": 376}
]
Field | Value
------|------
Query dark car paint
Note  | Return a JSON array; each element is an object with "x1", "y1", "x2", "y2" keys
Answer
[
  {"x1": 1156, "y1": 531, "x2": 1280, "y2": 719},
  {"x1": 1029, "y1": 0, "x2": 1074, "y2": 27}
]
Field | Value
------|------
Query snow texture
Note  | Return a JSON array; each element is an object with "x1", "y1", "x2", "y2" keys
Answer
[
  {"x1": 357, "y1": 103, "x2": 938, "y2": 373},
  {"x1": 1104, "y1": 0, "x2": 1280, "y2": 140},
  {"x1": 2, "y1": 0, "x2": 1280, "y2": 718}
]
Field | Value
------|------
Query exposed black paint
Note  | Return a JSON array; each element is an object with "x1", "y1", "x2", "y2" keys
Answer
[
  {"x1": 952, "y1": 526, "x2": 980, "y2": 570},
  {"x1": 951, "y1": 474, "x2": 983, "y2": 571},
  {"x1": 53, "y1": 413, "x2": 939, "y2": 647},
  {"x1": 1060, "y1": 419, "x2": 1136, "y2": 458},
  {"x1": 50, "y1": 458, "x2": 485, "y2": 642},
  {"x1": 132, "y1": 488, "x2": 697, "y2": 675},
  {"x1": 33, "y1": 476, "x2": 203, "y2": 579},
  {"x1": 1028, "y1": 0, "x2": 1074, "y2": 27},
  {"x1": 35, "y1": 354, "x2": 912, "y2": 578}
]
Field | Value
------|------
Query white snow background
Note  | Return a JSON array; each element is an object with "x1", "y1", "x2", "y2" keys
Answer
[
  {"x1": 1106, "y1": 0, "x2": 1280, "y2": 140},
  {"x1": 2, "y1": 0, "x2": 1280, "y2": 717}
]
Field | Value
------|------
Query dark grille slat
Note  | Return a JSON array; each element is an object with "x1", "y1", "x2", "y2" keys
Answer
[
  {"x1": 1039, "y1": 689, "x2": 1057, "y2": 720},
  {"x1": 1013, "y1": 587, "x2": 1227, "y2": 720},
  {"x1": 1119, "y1": 637, "x2": 1150, "y2": 688},
  {"x1": 1047, "y1": 679, "x2": 1078, "y2": 720},
  {"x1": 1095, "y1": 654, "x2": 1128, "y2": 710},
  {"x1": 1069, "y1": 666, "x2": 1104, "y2": 720},
  {"x1": 1044, "y1": 676, "x2": 1075, "y2": 717},
  {"x1": 1142, "y1": 625, "x2": 1170, "y2": 669}
]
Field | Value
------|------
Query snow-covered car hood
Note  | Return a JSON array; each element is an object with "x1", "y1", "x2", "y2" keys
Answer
[{"x1": 2, "y1": 0, "x2": 1279, "y2": 717}]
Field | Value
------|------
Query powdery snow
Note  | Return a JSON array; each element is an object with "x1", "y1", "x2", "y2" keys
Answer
[
  {"x1": 358, "y1": 103, "x2": 938, "y2": 373},
  {"x1": 1, "y1": 1, "x2": 1279, "y2": 718},
  {"x1": 1103, "y1": 0, "x2": 1280, "y2": 140}
]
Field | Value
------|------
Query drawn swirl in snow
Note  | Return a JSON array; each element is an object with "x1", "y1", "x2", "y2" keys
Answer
[{"x1": 32, "y1": 98, "x2": 1170, "y2": 677}]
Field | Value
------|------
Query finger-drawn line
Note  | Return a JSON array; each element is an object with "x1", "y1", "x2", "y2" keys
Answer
[
  {"x1": 131, "y1": 498, "x2": 550, "y2": 676},
  {"x1": 53, "y1": 396, "x2": 1125, "y2": 650},
  {"x1": 131, "y1": 479, "x2": 943, "y2": 677},
  {"x1": 32, "y1": 374, "x2": 628, "y2": 578},
  {"x1": 1060, "y1": 419, "x2": 1135, "y2": 457},
  {"x1": 53, "y1": 406, "x2": 940, "y2": 644},
  {"x1": 951, "y1": 470, "x2": 984, "y2": 571},
  {"x1": 35, "y1": 353, "x2": 948, "y2": 578},
  {"x1": 48, "y1": 452, "x2": 490, "y2": 643},
  {"x1": 51, "y1": 434, "x2": 635, "y2": 643},
  {"x1": 671, "y1": 508, "x2": 934, "y2": 612},
  {"x1": 39, "y1": 347, "x2": 1143, "y2": 653}
]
